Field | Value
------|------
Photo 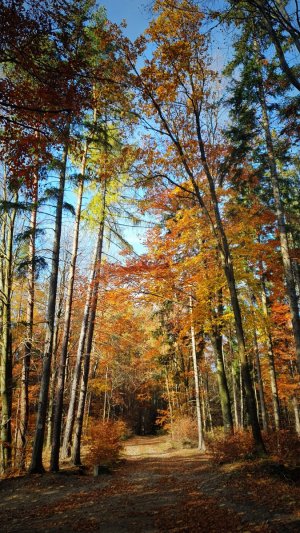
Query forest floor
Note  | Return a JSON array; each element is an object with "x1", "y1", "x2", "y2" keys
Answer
[{"x1": 0, "y1": 435, "x2": 299, "y2": 532}]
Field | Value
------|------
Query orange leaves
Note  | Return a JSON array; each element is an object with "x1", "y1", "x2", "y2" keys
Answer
[{"x1": 85, "y1": 420, "x2": 127, "y2": 466}]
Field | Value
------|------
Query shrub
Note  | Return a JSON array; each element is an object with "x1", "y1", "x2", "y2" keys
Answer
[
  {"x1": 86, "y1": 420, "x2": 127, "y2": 467},
  {"x1": 263, "y1": 430, "x2": 300, "y2": 465},
  {"x1": 206, "y1": 428, "x2": 300, "y2": 465},
  {"x1": 171, "y1": 416, "x2": 199, "y2": 448},
  {"x1": 206, "y1": 428, "x2": 255, "y2": 463}
]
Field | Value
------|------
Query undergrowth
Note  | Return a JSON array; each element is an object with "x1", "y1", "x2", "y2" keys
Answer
[
  {"x1": 206, "y1": 428, "x2": 300, "y2": 465},
  {"x1": 85, "y1": 420, "x2": 128, "y2": 467},
  {"x1": 169, "y1": 416, "x2": 199, "y2": 449}
]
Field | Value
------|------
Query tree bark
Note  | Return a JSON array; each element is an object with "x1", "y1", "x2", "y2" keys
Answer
[
  {"x1": 190, "y1": 297, "x2": 205, "y2": 451},
  {"x1": 292, "y1": 396, "x2": 300, "y2": 436},
  {"x1": 211, "y1": 333, "x2": 233, "y2": 434},
  {"x1": 165, "y1": 370, "x2": 174, "y2": 439},
  {"x1": 0, "y1": 179, "x2": 17, "y2": 472},
  {"x1": 261, "y1": 274, "x2": 281, "y2": 430},
  {"x1": 253, "y1": 328, "x2": 268, "y2": 432},
  {"x1": 232, "y1": 365, "x2": 239, "y2": 429}
]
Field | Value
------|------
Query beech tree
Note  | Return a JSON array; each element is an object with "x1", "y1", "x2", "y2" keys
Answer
[{"x1": 124, "y1": 0, "x2": 265, "y2": 453}]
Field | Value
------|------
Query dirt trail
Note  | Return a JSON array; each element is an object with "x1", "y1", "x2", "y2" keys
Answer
[{"x1": 0, "y1": 436, "x2": 299, "y2": 532}]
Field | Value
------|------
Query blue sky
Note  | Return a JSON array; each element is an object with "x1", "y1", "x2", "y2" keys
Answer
[
  {"x1": 99, "y1": 0, "x2": 151, "y2": 39},
  {"x1": 95, "y1": 3, "x2": 153, "y2": 256}
]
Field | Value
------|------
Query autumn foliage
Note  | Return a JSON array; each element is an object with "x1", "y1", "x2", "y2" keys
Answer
[
  {"x1": 85, "y1": 420, "x2": 128, "y2": 467},
  {"x1": 0, "y1": 0, "x2": 299, "y2": 479}
]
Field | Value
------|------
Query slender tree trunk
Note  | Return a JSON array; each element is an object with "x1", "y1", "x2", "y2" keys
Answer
[
  {"x1": 46, "y1": 261, "x2": 67, "y2": 451},
  {"x1": 61, "y1": 270, "x2": 93, "y2": 458},
  {"x1": 165, "y1": 370, "x2": 174, "y2": 438},
  {"x1": 0, "y1": 183, "x2": 17, "y2": 472},
  {"x1": 292, "y1": 396, "x2": 300, "y2": 436},
  {"x1": 204, "y1": 373, "x2": 213, "y2": 433},
  {"x1": 102, "y1": 366, "x2": 109, "y2": 422},
  {"x1": 61, "y1": 237, "x2": 101, "y2": 458},
  {"x1": 29, "y1": 123, "x2": 70, "y2": 473},
  {"x1": 220, "y1": 241, "x2": 263, "y2": 448},
  {"x1": 228, "y1": 331, "x2": 240, "y2": 430},
  {"x1": 17, "y1": 175, "x2": 38, "y2": 469},
  {"x1": 256, "y1": 59, "x2": 300, "y2": 372},
  {"x1": 207, "y1": 283, "x2": 233, "y2": 434},
  {"x1": 211, "y1": 333, "x2": 233, "y2": 434},
  {"x1": 84, "y1": 359, "x2": 98, "y2": 429},
  {"x1": 45, "y1": 365, "x2": 56, "y2": 449},
  {"x1": 84, "y1": 391, "x2": 92, "y2": 431},
  {"x1": 240, "y1": 363, "x2": 244, "y2": 428},
  {"x1": 199, "y1": 373, "x2": 207, "y2": 432},
  {"x1": 50, "y1": 146, "x2": 87, "y2": 471},
  {"x1": 253, "y1": 328, "x2": 268, "y2": 432},
  {"x1": 190, "y1": 297, "x2": 205, "y2": 451},
  {"x1": 72, "y1": 213, "x2": 105, "y2": 465},
  {"x1": 261, "y1": 275, "x2": 281, "y2": 430},
  {"x1": 232, "y1": 365, "x2": 239, "y2": 429}
]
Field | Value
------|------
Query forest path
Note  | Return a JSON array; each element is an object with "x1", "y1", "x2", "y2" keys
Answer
[{"x1": 1, "y1": 435, "x2": 299, "y2": 532}]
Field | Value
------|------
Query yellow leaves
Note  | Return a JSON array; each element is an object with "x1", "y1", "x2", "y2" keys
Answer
[
  {"x1": 139, "y1": 0, "x2": 208, "y2": 110},
  {"x1": 156, "y1": 83, "x2": 176, "y2": 102},
  {"x1": 150, "y1": 0, "x2": 204, "y2": 42}
]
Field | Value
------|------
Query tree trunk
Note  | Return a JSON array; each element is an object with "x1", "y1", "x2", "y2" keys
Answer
[
  {"x1": 211, "y1": 333, "x2": 233, "y2": 434},
  {"x1": 232, "y1": 365, "x2": 239, "y2": 429},
  {"x1": 45, "y1": 365, "x2": 56, "y2": 449},
  {"x1": 17, "y1": 174, "x2": 38, "y2": 469},
  {"x1": 204, "y1": 372, "x2": 213, "y2": 433},
  {"x1": 240, "y1": 363, "x2": 245, "y2": 429},
  {"x1": 0, "y1": 181, "x2": 17, "y2": 472},
  {"x1": 61, "y1": 235, "x2": 100, "y2": 459},
  {"x1": 292, "y1": 396, "x2": 300, "y2": 436},
  {"x1": 253, "y1": 328, "x2": 268, "y2": 432},
  {"x1": 102, "y1": 366, "x2": 109, "y2": 422},
  {"x1": 165, "y1": 370, "x2": 174, "y2": 439},
  {"x1": 72, "y1": 214, "x2": 106, "y2": 465},
  {"x1": 190, "y1": 297, "x2": 205, "y2": 451},
  {"x1": 261, "y1": 275, "x2": 281, "y2": 430},
  {"x1": 50, "y1": 146, "x2": 87, "y2": 471},
  {"x1": 29, "y1": 123, "x2": 70, "y2": 474}
]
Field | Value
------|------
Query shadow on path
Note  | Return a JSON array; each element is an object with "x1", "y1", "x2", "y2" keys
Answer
[{"x1": 0, "y1": 436, "x2": 299, "y2": 532}]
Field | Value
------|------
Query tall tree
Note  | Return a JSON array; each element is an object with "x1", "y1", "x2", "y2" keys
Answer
[
  {"x1": 223, "y1": 19, "x2": 300, "y2": 372},
  {"x1": 49, "y1": 144, "x2": 87, "y2": 471},
  {"x1": 29, "y1": 0, "x2": 98, "y2": 473},
  {"x1": 221, "y1": 0, "x2": 300, "y2": 91},
  {"x1": 0, "y1": 168, "x2": 18, "y2": 472},
  {"x1": 126, "y1": 0, "x2": 265, "y2": 452},
  {"x1": 16, "y1": 170, "x2": 39, "y2": 469}
]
